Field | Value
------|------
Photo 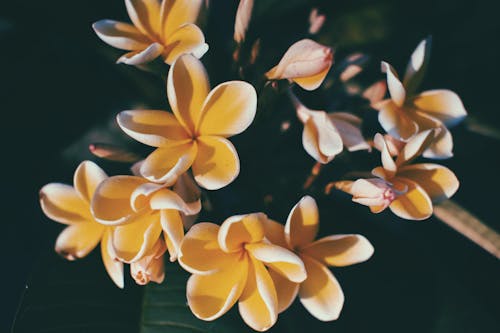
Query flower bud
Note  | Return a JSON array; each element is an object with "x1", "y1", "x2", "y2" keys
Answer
[
  {"x1": 266, "y1": 39, "x2": 333, "y2": 91},
  {"x1": 130, "y1": 240, "x2": 166, "y2": 285}
]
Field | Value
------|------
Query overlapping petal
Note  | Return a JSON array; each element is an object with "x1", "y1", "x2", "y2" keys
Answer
[
  {"x1": 111, "y1": 212, "x2": 163, "y2": 262},
  {"x1": 117, "y1": 110, "x2": 190, "y2": 147},
  {"x1": 246, "y1": 243, "x2": 306, "y2": 283},
  {"x1": 302, "y1": 111, "x2": 343, "y2": 164},
  {"x1": 218, "y1": 213, "x2": 265, "y2": 253},
  {"x1": 197, "y1": 81, "x2": 257, "y2": 137},
  {"x1": 160, "y1": 209, "x2": 184, "y2": 261},
  {"x1": 398, "y1": 163, "x2": 459, "y2": 203},
  {"x1": 160, "y1": 0, "x2": 203, "y2": 41},
  {"x1": 55, "y1": 222, "x2": 105, "y2": 260},
  {"x1": 187, "y1": 260, "x2": 248, "y2": 321},
  {"x1": 163, "y1": 23, "x2": 208, "y2": 64},
  {"x1": 74, "y1": 161, "x2": 108, "y2": 203},
  {"x1": 116, "y1": 42, "x2": 164, "y2": 65},
  {"x1": 40, "y1": 184, "x2": 91, "y2": 225},
  {"x1": 179, "y1": 223, "x2": 242, "y2": 274},
  {"x1": 378, "y1": 100, "x2": 418, "y2": 141},
  {"x1": 101, "y1": 229, "x2": 124, "y2": 288},
  {"x1": 328, "y1": 112, "x2": 370, "y2": 152},
  {"x1": 92, "y1": 20, "x2": 150, "y2": 50},
  {"x1": 91, "y1": 175, "x2": 147, "y2": 225},
  {"x1": 125, "y1": 0, "x2": 161, "y2": 40},
  {"x1": 301, "y1": 235, "x2": 374, "y2": 267},
  {"x1": 167, "y1": 54, "x2": 210, "y2": 134},
  {"x1": 299, "y1": 256, "x2": 344, "y2": 321},
  {"x1": 268, "y1": 269, "x2": 299, "y2": 313},
  {"x1": 192, "y1": 136, "x2": 240, "y2": 190},
  {"x1": 238, "y1": 258, "x2": 278, "y2": 331},
  {"x1": 389, "y1": 178, "x2": 433, "y2": 220},
  {"x1": 381, "y1": 61, "x2": 406, "y2": 107},
  {"x1": 140, "y1": 141, "x2": 197, "y2": 185},
  {"x1": 285, "y1": 196, "x2": 319, "y2": 249},
  {"x1": 413, "y1": 89, "x2": 467, "y2": 127}
]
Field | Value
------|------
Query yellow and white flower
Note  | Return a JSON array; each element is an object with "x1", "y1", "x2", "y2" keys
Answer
[
  {"x1": 93, "y1": 0, "x2": 207, "y2": 65},
  {"x1": 375, "y1": 38, "x2": 467, "y2": 158},
  {"x1": 117, "y1": 54, "x2": 257, "y2": 190},
  {"x1": 39, "y1": 161, "x2": 124, "y2": 288},
  {"x1": 178, "y1": 213, "x2": 306, "y2": 331},
  {"x1": 262, "y1": 196, "x2": 374, "y2": 321}
]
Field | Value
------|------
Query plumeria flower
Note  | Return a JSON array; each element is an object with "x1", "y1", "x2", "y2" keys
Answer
[
  {"x1": 261, "y1": 196, "x2": 374, "y2": 321},
  {"x1": 289, "y1": 90, "x2": 370, "y2": 164},
  {"x1": 130, "y1": 238, "x2": 167, "y2": 285},
  {"x1": 178, "y1": 213, "x2": 307, "y2": 331},
  {"x1": 117, "y1": 54, "x2": 257, "y2": 190},
  {"x1": 91, "y1": 172, "x2": 201, "y2": 263},
  {"x1": 93, "y1": 0, "x2": 208, "y2": 65},
  {"x1": 337, "y1": 130, "x2": 459, "y2": 220},
  {"x1": 266, "y1": 39, "x2": 334, "y2": 91},
  {"x1": 39, "y1": 161, "x2": 124, "y2": 288},
  {"x1": 375, "y1": 37, "x2": 467, "y2": 158}
]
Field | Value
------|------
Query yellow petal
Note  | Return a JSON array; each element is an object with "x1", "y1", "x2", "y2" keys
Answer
[
  {"x1": 377, "y1": 100, "x2": 418, "y2": 141},
  {"x1": 163, "y1": 23, "x2": 207, "y2": 64},
  {"x1": 403, "y1": 37, "x2": 431, "y2": 95},
  {"x1": 55, "y1": 222, "x2": 105, "y2": 260},
  {"x1": 246, "y1": 243, "x2": 306, "y2": 283},
  {"x1": 125, "y1": 0, "x2": 161, "y2": 40},
  {"x1": 389, "y1": 177, "x2": 433, "y2": 220},
  {"x1": 373, "y1": 133, "x2": 397, "y2": 177},
  {"x1": 268, "y1": 269, "x2": 299, "y2": 313},
  {"x1": 167, "y1": 54, "x2": 210, "y2": 135},
  {"x1": 261, "y1": 218, "x2": 287, "y2": 248},
  {"x1": 160, "y1": 0, "x2": 203, "y2": 41},
  {"x1": 149, "y1": 188, "x2": 201, "y2": 215},
  {"x1": 300, "y1": 234, "x2": 374, "y2": 267},
  {"x1": 398, "y1": 163, "x2": 459, "y2": 203},
  {"x1": 292, "y1": 66, "x2": 331, "y2": 91},
  {"x1": 192, "y1": 136, "x2": 240, "y2": 190},
  {"x1": 302, "y1": 111, "x2": 343, "y2": 164},
  {"x1": 101, "y1": 229, "x2": 124, "y2": 288},
  {"x1": 285, "y1": 196, "x2": 319, "y2": 249},
  {"x1": 299, "y1": 255, "x2": 344, "y2": 321},
  {"x1": 92, "y1": 19, "x2": 150, "y2": 50},
  {"x1": 395, "y1": 129, "x2": 434, "y2": 166},
  {"x1": 179, "y1": 222, "x2": 242, "y2": 274},
  {"x1": 116, "y1": 43, "x2": 164, "y2": 65},
  {"x1": 328, "y1": 112, "x2": 370, "y2": 152},
  {"x1": 40, "y1": 184, "x2": 91, "y2": 225},
  {"x1": 238, "y1": 258, "x2": 278, "y2": 332},
  {"x1": 173, "y1": 173, "x2": 201, "y2": 208},
  {"x1": 91, "y1": 175, "x2": 147, "y2": 225},
  {"x1": 197, "y1": 81, "x2": 257, "y2": 137},
  {"x1": 381, "y1": 61, "x2": 406, "y2": 107},
  {"x1": 112, "y1": 212, "x2": 163, "y2": 263},
  {"x1": 187, "y1": 260, "x2": 248, "y2": 321},
  {"x1": 140, "y1": 141, "x2": 197, "y2": 185},
  {"x1": 218, "y1": 213, "x2": 266, "y2": 253},
  {"x1": 117, "y1": 110, "x2": 189, "y2": 147},
  {"x1": 413, "y1": 89, "x2": 467, "y2": 127},
  {"x1": 73, "y1": 161, "x2": 108, "y2": 203},
  {"x1": 160, "y1": 209, "x2": 184, "y2": 262},
  {"x1": 421, "y1": 121, "x2": 454, "y2": 159}
]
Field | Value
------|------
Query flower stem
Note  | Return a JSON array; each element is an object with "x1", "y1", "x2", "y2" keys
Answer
[{"x1": 433, "y1": 200, "x2": 500, "y2": 259}]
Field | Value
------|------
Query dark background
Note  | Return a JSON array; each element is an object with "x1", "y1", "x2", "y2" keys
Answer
[{"x1": 1, "y1": 0, "x2": 499, "y2": 332}]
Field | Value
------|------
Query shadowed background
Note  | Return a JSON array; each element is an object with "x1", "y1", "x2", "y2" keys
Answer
[{"x1": 0, "y1": 0, "x2": 499, "y2": 332}]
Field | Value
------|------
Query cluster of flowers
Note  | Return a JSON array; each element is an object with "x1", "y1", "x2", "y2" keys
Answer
[{"x1": 39, "y1": 0, "x2": 466, "y2": 331}]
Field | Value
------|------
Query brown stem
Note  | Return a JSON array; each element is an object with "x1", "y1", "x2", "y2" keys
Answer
[
  {"x1": 303, "y1": 162, "x2": 323, "y2": 190},
  {"x1": 433, "y1": 200, "x2": 500, "y2": 259}
]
